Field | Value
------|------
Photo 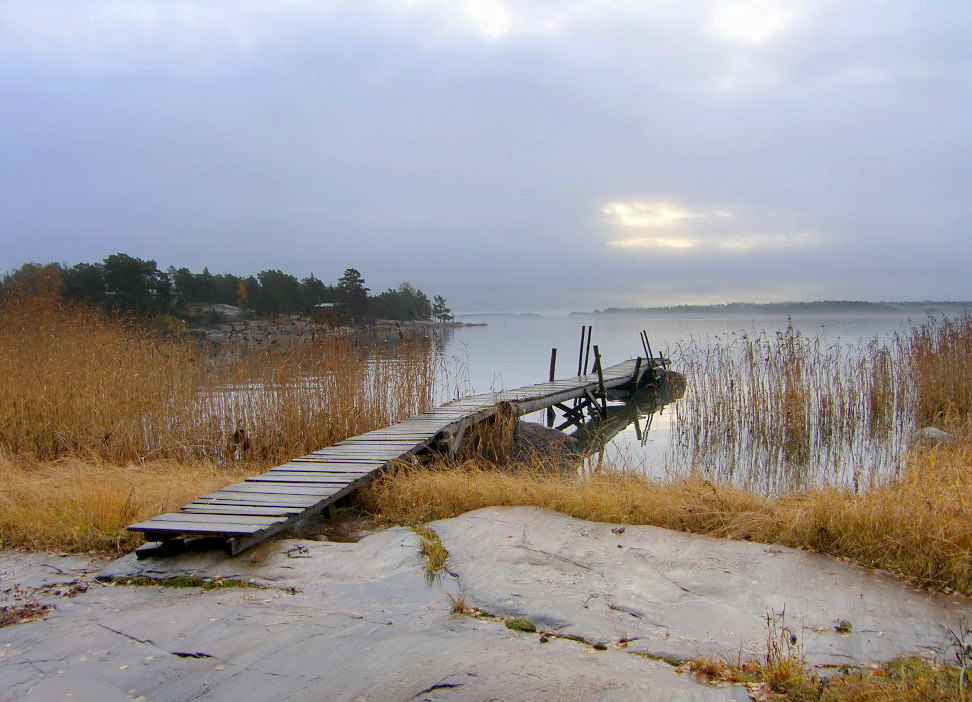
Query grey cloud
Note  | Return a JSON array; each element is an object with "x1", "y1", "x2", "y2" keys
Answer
[{"x1": 1, "y1": 0, "x2": 969, "y2": 311}]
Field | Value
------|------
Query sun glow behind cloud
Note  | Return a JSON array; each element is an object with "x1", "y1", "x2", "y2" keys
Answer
[
  {"x1": 601, "y1": 201, "x2": 704, "y2": 228},
  {"x1": 603, "y1": 199, "x2": 820, "y2": 254},
  {"x1": 706, "y1": 0, "x2": 803, "y2": 44}
]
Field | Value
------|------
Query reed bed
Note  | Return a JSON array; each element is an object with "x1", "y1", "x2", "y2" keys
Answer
[
  {"x1": 0, "y1": 292, "x2": 439, "y2": 465},
  {"x1": 361, "y1": 442, "x2": 972, "y2": 595},
  {"x1": 667, "y1": 316, "x2": 972, "y2": 491},
  {"x1": 0, "y1": 452, "x2": 251, "y2": 552}
]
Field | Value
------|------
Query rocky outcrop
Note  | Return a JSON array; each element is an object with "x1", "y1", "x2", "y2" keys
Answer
[
  {"x1": 431, "y1": 507, "x2": 972, "y2": 667},
  {"x1": 3, "y1": 507, "x2": 971, "y2": 701}
]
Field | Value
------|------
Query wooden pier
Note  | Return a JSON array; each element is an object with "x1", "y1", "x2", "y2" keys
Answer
[{"x1": 129, "y1": 355, "x2": 666, "y2": 557}]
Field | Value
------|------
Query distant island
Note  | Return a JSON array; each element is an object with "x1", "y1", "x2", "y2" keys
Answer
[{"x1": 571, "y1": 301, "x2": 972, "y2": 316}]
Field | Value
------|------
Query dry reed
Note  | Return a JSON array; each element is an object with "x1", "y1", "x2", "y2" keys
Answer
[
  {"x1": 0, "y1": 292, "x2": 438, "y2": 465},
  {"x1": 361, "y1": 443, "x2": 972, "y2": 595},
  {"x1": 670, "y1": 316, "x2": 972, "y2": 491}
]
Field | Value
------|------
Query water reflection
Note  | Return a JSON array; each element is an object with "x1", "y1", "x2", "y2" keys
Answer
[{"x1": 568, "y1": 375, "x2": 686, "y2": 458}]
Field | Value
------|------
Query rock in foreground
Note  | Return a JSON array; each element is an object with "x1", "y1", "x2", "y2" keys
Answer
[{"x1": 2, "y1": 507, "x2": 970, "y2": 701}]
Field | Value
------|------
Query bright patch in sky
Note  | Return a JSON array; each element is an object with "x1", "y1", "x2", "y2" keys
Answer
[
  {"x1": 601, "y1": 201, "x2": 702, "y2": 228},
  {"x1": 409, "y1": 0, "x2": 513, "y2": 39},
  {"x1": 707, "y1": 0, "x2": 801, "y2": 43},
  {"x1": 608, "y1": 231, "x2": 819, "y2": 252},
  {"x1": 610, "y1": 236, "x2": 698, "y2": 250}
]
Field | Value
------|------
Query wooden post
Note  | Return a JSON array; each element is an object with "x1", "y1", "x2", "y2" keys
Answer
[
  {"x1": 547, "y1": 347, "x2": 557, "y2": 427},
  {"x1": 593, "y1": 345, "x2": 608, "y2": 417},
  {"x1": 582, "y1": 325, "x2": 593, "y2": 375},
  {"x1": 642, "y1": 330, "x2": 654, "y2": 362},
  {"x1": 640, "y1": 330, "x2": 650, "y2": 358},
  {"x1": 632, "y1": 356, "x2": 642, "y2": 390},
  {"x1": 576, "y1": 327, "x2": 586, "y2": 377}
]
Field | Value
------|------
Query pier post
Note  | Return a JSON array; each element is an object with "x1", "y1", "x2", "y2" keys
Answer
[
  {"x1": 547, "y1": 348, "x2": 557, "y2": 427},
  {"x1": 593, "y1": 345, "x2": 608, "y2": 418}
]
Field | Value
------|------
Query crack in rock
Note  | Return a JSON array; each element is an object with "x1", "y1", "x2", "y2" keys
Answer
[{"x1": 96, "y1": 623, "x2": 219, "y2": 661}]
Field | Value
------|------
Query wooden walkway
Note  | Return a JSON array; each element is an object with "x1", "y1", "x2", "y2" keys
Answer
[{"x1": 129, "y1": 357, "x2": 660, "y2": 557}]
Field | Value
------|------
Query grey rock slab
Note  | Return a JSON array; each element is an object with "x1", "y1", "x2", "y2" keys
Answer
[
  {"x1": 1, "y1": 553, "x2": 108, "y2": 605},
  {"x1": 1, "y1": 530, "x2": 742, "y2": 702},
  {"x1": 430, "y1": 506, "x2": 972, "y2": 667},
  {"x1": 98, "y1": 527, "x2": 423, "y2": 591}
]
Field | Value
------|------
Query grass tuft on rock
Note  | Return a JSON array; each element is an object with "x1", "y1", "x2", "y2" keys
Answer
[
  {"x1": 412, "y1": 526, "x2": 448, "y2": 583},
  {"x1": 504, "y1": 618, "x2": 537, "y2": 633},
  {"x1": 108, "y1": 576, "x2": 261, "y2": 590}
]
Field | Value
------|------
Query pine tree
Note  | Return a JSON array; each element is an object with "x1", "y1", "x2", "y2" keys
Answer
[{"x1": 432, "y1": 295, "x2": 453, "y2": 323}]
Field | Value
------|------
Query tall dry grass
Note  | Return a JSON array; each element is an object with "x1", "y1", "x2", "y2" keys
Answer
[
  {"x1": 0, "y1": 453, "x2": 251, "y2": 552},
  {"x1": 908, "y1": 314, "x2": 972, "y2": 429},
  {"x1": 0, "y1": 292, "x2": 438, "y2": 464},
  {"x1": 670, "y1": 316, "x2": 972, "y2": 491},
  {"x1": 361, "y1": 443, "x2": 972, "y2": 595}
]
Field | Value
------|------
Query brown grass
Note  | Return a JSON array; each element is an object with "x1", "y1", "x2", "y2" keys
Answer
[
  {"x1": 360, "y1": 443, "x2": 972, "y2": 595},
  {"x1": 909, "y1": 314, "x2": 972, "y2": 430},
  {"x1": 0, "y1": 292, "x2": 438, "y2": 464},
  {"x1": 0, "y1": 452, "x2": 250, "y2": 552}
]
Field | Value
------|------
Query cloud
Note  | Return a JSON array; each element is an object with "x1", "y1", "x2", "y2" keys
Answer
[
  {"x1": 706, "y1": 0, "x2": 804, "y2": 44},
  {"x1": 608, "y1": 231, "x2": 819, "y2": 252},
  {"x1": 601, "y1": 201, "x2": 704, "y2": 228},
  {"x1": 602, "y1": 200, "x2": 822, "y2": 254},
  {"x1": 407, "y1": 0, "x2": 514, "y2": 40}
]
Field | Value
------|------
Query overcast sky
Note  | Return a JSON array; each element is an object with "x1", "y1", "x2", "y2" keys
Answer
[{"x1": 1, "y1": 1, "x2": 969, "y2": 312}]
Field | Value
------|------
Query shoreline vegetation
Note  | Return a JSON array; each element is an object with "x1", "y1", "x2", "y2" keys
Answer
[
  {"x1": 0, "y1": 285, "x2": 970, "y2": 594},
  {"x1": 0, "y1": 255, "x2": 458, "y2": 326}
]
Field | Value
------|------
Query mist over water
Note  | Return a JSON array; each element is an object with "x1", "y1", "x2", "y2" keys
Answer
[{"x1": 441, "y1": 311, "x2": 943, "y2": 494}]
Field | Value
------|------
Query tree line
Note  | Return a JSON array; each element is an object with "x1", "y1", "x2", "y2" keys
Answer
[{"x1": 0, "y1": 254, "x2": 453, "y2": 323}]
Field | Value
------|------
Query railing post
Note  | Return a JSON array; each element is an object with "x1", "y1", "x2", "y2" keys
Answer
[
  {"x1": 593, "y1": 345, "x2": 608, "y2": 417},
  {"x1": 547, "y1": 347, "x2": 557, "y2": 427}
]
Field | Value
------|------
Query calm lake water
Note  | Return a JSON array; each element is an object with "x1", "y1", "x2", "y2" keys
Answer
[{"x1": 439, "y1": 311, "x2": 945, "y2": 493}]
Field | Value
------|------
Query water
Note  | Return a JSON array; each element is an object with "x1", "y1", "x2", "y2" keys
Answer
[{"x1": 439, "y1": 311, "x2": 942, "y2": 493}]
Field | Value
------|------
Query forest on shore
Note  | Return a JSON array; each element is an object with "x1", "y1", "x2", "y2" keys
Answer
[{"x1": 0, "y1": 254, "x2": 453, "y2": 324}]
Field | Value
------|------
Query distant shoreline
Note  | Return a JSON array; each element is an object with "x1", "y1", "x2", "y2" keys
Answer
[{"x1": 568, "y1": 300, "x2": 972, "y2": 317}]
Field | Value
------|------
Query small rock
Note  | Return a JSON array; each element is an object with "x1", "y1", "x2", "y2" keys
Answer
[
  {"x1": 513, "y1": 422, "x2": 580, "y2": 466},
  {"x1": 913, "y1": 427, "x2": 957, "y2": 445}
]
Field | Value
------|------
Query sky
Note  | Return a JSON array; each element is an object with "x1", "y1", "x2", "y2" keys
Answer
[{"x1": 1, "y1": 0, "x2": 970, "y2": 313}]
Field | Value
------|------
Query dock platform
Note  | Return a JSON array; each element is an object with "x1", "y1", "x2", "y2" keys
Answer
[{"x1": 129, "y1": 357, "x2": 662, "y2": 557}]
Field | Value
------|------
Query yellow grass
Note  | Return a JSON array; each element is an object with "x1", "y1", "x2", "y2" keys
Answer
[
  {"x1": 0, "y1": 292, "x2": 438, "y2": 464},
  {"x1": 0, "y1": 453, "x2": 249, "y2": 552},
  {"x1": 361, "y1": 443, "x2": 972, "y2": 595}
]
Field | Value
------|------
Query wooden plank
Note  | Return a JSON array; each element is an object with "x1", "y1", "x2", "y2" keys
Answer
[
  {"x1": 180, "y1": 504, "x2": 303, "y2": 517},
  {"x1": 194, "y1": 492, "x2": 321, "y2": 507},
  {"x1": 140, "y1": 512, "x2": 283, "y2": 526},
  {"x1": 290, "y1": 458, "x2": 387, "y2": 466},
  {"x1": 246, "y1": 474, "x2": 365, "y2": 484},
  {"x1": 215, "y1": 483, "x2": 342, "y2": 496},
  {"x1": 129, "y1": 519, "x2": 271, "y2": 536},
  {"x1": 268, "y1": 469, "x2": 377, "y2": 478}
]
